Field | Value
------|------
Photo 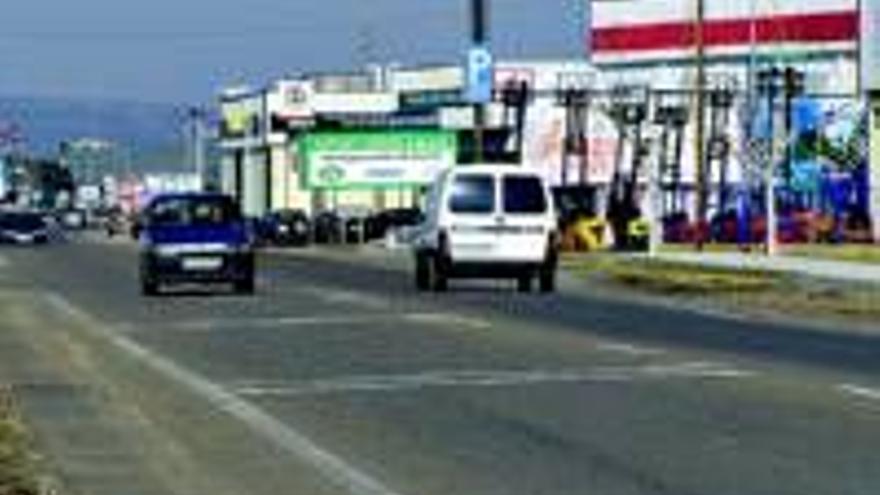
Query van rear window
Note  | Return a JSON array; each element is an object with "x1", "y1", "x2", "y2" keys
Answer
[
  {"x1": 503, "y1": 177, "x2": 547, "y2": 214},
  {"x1": 449, "y1": 175, "x2": 495, "y2": 214}
]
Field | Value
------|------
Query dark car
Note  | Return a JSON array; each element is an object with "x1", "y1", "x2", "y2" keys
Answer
[
  {"x1": 365, "y1": 208, "x2": 424, "y2": 241},
  {"x1": 312, "y1": 210, "x2": 342, "y2": 244},
  {"x1": 256, "y1": 209, "x2": 311, "y2": 247},
  {"x1": 0, "y1": 211, "x2": 51, "y2": 245},
  {"x1": 138, "y1": 193, "x2": 255, "y2": 295}
]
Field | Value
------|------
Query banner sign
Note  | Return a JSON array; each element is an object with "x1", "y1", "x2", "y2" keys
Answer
[{"x1": 299, "y1": 130, "x2": 458, "y2": 190}]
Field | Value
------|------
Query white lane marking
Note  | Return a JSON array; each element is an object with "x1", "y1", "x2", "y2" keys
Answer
[
  {"x1": 595, "y1": 342, "x2": 665, "y2": 357},
  {"x1": 298, "y1": 286, "x2": 388, "y2": 310},
  {"x1": 401, "y1": 312, "x2": 493, "y2": 330},
  {"x1": 43, "y1": 292, "x2": 406, "y2": 495},
  {"x1": 232, "y1": 362, "x2": 755, "y2": 398},
  {"x1": 133, "y1": 312, "x2": 491, "y2": 333},
  {"x1": 837, "y1": 384, "x2": 880, "y2": 402}
]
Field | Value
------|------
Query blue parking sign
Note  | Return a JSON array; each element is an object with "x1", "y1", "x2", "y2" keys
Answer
[{"x1": 465, "y1": 46, "x2": 494, "y2": 104}]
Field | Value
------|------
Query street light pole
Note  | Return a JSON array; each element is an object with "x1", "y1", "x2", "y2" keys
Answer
[
  {"x1": 694, "y1": 0, "x2": 707, "y2": 249},
  {"x1": 471, "y1": 0, "x2": 488, "y2": 163}
]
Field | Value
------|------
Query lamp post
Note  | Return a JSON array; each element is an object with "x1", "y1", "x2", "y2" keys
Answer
[
  {"x1": 470, "y1": 0, "x2": 489, "y2": 163},
  {"x1": 694, "y1": 0, "x2": 707, "y2": 248}
]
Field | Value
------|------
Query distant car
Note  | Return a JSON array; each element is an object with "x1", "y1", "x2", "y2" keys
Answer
[
  {"x1": 138, "y1": 193, "x2": 255, "y2": 295},
  {"x1": 256, "y1": 210, "x2": 311, "y2": 247},
  {"x1": 412, "y1": 165, "x2": 559, "y2": 293},
  {"x1": 271, "y1": 210, "x2": 312, "y2": 246},
  {"x1": 103, "y1": 208, "x2": 131, "y2": 238},
  {"x1": 366, "y1": 208, "x2": 424, "y2": 242},
  {"x1": 337, "y1": 206, "x2": 371, "y2": 244},
  {"x1": 312, "y1": 210, "x2": 342, "y2": 244},
  {"x1": 0, "y1": 211, "x2": 51, "y2": 245},
  {"x1": 59, "y1": 208, "x2": 87, "y2": 230}
]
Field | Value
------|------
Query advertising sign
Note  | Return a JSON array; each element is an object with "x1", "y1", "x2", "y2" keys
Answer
[
  {"x1": 592, "y1": 0, "x2": 858, "y2": 63},
  {"x1": 299, "y1": 130, "x2": 458, "y2": 190}
]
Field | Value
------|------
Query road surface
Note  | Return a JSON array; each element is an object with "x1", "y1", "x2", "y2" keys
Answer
[{"x1": 0, "y1": 235, "x2": 878, "y2": 495}]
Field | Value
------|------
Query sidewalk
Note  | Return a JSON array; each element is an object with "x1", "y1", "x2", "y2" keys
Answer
[{"x1": 648, "y1": 251, "x2": 880, "y2": 285}]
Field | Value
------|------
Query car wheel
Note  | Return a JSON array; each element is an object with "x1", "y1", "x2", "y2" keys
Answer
[
  {"x1": 517, "y1": 274, "x2": 533, "y2": 293},
  {"x1": 235, "y1": 276, "x2": 255, "y2": 295},
  {"x1": 415, "y1": 252, "x2": 431, "y2": 291},
  {"x1": 141, "y1": 277, "x2": 159, "y2": 296},
  {"x1": 539, "y1": 265, "x2": 556, "y2": 293}
]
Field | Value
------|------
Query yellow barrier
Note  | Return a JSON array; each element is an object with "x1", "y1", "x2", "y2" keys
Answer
[{"x1": 563, "y1": 217, "x2": 607, "y2": 252}]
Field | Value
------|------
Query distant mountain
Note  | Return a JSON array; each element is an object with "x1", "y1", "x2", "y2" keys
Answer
[{"x1": 0, "y1": 95, "x2": 193, "y2": 173}]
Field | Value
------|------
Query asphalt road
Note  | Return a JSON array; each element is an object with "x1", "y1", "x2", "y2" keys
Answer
[{"x1": 1, "y1": 234, "x2": 879, "y2": 495}]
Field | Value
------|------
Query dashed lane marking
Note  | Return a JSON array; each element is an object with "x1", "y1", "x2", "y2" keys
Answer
[
  {"x1": 125, "y1": 312, "x2": 491, "y2": 333},
  {"x1": 297, "y1": 286, "x2": 389, "y2": 310},
  {"x1": 43, "y1": 291, "x2": 407, "y2": 495},
  {"x1": 594, "y1": 342, "x2": 666, "y2": 357},
  {"x1": 837, "y1": 384, "x2": 880, "y2": 403},
  {"x1": 231, "y1": 362, "x2": 756, "y2": 398}
]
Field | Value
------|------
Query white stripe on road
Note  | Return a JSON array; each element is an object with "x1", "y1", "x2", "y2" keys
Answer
[
  {"x1": 43, "y1": 292, "x2": 406, "y2": 495},
  {"x1": 594, "y1": 342, "x2": 666, "y2": 357},
  {"x1": 298, "y1": 286, "x2": 389, "y2": 310},
  {"x1": 137, "y1": 312, "x2": 491, "y2": 333},
  {"x1": 837, "y1": 384, "x2": 880, "y2": 402},
  {"x1": 232, "y1": 362, "x2": 755, "y2": 398}
]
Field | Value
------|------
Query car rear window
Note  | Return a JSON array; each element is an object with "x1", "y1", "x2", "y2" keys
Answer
[
  {"x1": 149, "y1": 197, "x2": 240, "y2": 226},
  {"x1": 503, "y1": 176, "x2": 547, "y2": 214},
  {"x1": 449, "y1": 175, "x2": 495, "y2": 214},
  {"x1": 0, "y1": 213, "x2": 45, "y2": 230}
]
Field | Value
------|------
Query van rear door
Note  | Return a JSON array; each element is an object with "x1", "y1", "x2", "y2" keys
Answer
[
  {"x1": 494, "y1": 174, "x2": 551, "y2": 262},
  {"x1": 445, "y1": 173, "x2": 500, "y2": 261}
]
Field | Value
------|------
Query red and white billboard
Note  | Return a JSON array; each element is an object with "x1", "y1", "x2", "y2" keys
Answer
[{"x1": 591, "y1": 0, "x2": 858, "y2": 64}]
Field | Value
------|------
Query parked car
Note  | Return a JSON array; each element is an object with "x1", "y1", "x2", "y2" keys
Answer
[
  {"x1": 337, "y1": 206, "x2": 371, "y2": 244},
  {"x1": 103, "y1": 207, "x2": 131, "y2": 238},
  {"x1": 0, "y1": 211, "x2": 51, "y2": 245},
  {"x1": 138, "y1": 193, "x2": 255, "y2": 295},
  {"x1": 312, "y1": 210, "x2": 342, "y2": 244},
  {"x1": 256, "y1": 209, "x2": 311, "y2": 247},
  {"x1": 412, "y1": 165, "x2": 558, "y2": 293},
  {"x1": 58, "y1": 208, "x2": 88, "y2": 230},
  {"x1": 365, "y1": 208, "x2": 424, "y2": 242}
]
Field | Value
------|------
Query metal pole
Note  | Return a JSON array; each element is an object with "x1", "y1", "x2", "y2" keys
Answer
[
  {"x1": 694, "y1": 0, "x2": 707, "y2": 248},
  {"x1": 193, "y1": 108, "x2": 206, "y2": 192},
  {"x1": 471, "y1": 0, "x2": 488, "y2": 163},
  {"x1": 766, "y1": 71, "x2": 779, "y2": 256}
]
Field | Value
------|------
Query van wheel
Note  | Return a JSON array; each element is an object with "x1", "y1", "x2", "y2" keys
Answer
[
  {"x1": 432, "y1": 256, "x2": 449, "y2": 292},
  {"x1": 235, "y1": 276, "x2": 255, "y2": 295},
  {"x1": 415, "y1": 253, "x2": 431, "y2": 291},
  {"x1": 539, "y1": 266, "x2": 556, "y2": 293},
  {"x1": 517, "y1": 274, "x2": 533, "y2": 293}
]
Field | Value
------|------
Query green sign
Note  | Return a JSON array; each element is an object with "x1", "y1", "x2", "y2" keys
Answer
[{"x1": 298, "y1": 130, "x2": 458, "y2": 190}]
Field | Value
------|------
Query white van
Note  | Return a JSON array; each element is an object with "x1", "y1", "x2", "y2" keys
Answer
[{"x1": 413, "y1": 165, "x2": 559, "y2": 292}]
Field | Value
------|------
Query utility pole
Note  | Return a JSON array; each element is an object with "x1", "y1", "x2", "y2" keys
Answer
[
  {"x1": 694, "y1": 0, "x2": 707, "y2": 248},
  {"x1": 188, "y1": 107, "x2": 206, "y2": 192},
  {"x1": 471, "y1": 0, "x2": 488, "y2": 163}
]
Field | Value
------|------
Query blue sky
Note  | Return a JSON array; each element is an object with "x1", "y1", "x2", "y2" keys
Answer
[{"x1": 0, "y1": 0, "x2": 588, "y2": 103}]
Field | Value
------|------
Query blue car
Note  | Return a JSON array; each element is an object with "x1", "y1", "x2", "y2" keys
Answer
[{"x1": 138, "y1": 193, "x2": 255, "y2": 295}]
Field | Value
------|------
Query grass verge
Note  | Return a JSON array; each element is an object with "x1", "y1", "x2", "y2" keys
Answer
[
  {"x1": 0, "y1": 386, "x2": 48, "y2": 495},
  {"x1": 564, "y1": 254, "x2": 880, "y2": 326}
]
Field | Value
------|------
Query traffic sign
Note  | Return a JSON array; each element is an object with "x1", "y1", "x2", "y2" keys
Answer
[{"x1": 465, "y1": 46, "x2": 494, "y2": 104}]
